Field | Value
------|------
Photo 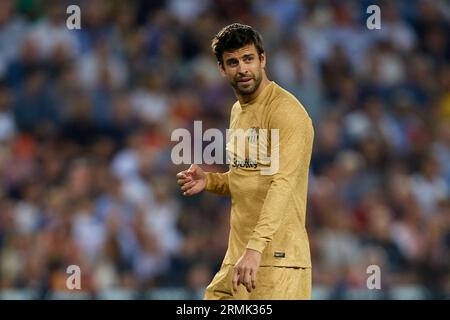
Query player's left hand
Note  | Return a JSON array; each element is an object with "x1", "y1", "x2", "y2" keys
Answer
[{"x1": 232, "y1": 249, "x2": 261, "y2": 294}]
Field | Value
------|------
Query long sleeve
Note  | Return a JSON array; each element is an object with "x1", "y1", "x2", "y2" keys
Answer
[
  {"x1": 205, "y1": 171, "x2": 231, "y2": 196},
  {"x1": 246, "y1": 99, "x2": 314, "y2": 253}
]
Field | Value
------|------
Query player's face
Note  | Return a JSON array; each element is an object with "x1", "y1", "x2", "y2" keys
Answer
[{"x1": 220, "y1": 44, "x2": 266, "y2": 97}]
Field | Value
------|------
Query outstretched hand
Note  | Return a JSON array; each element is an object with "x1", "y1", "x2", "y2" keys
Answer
[{"x1": 176, "y1": 164, "x2": 207, "y2": 196}]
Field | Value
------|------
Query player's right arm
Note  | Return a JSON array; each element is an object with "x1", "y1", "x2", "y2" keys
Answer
[
  {"x1": 176, "y1": 164, "x2": 230, "y2": 196},
  {"x1": 177, "y1": 103, "x2": 236, "y2": 197}
]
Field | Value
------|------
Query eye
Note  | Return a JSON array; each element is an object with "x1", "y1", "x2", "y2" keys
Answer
[
  {"x1": 244, "y1": 56, "x2": 254, "y2": 62},
  {"x1": 227, "y1": 59, "x2": 238, "y2": 67}
]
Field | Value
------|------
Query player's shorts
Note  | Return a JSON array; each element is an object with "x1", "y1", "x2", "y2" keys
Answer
[{"x1": 204, "y1": 264, "x2": 311, "y2": 300}]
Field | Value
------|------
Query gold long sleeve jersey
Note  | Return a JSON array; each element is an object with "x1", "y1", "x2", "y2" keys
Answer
[{"x1": 205, "y1": 81, "x2": 314, "y2": 268}]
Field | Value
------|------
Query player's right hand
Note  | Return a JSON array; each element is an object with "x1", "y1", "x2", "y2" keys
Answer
[{"x1": 176, "y1": 164, "x2": 207, "y2": 196}]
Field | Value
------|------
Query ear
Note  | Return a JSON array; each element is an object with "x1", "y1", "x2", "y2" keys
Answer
[
  {"x1": 260, "y1": 52, "x2": 266, "y2": 68},
  {"x1": 218, "y1": 63, "x2": 226, "y2": 77}
]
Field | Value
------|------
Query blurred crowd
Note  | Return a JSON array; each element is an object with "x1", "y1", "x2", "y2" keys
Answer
[{"x1": 0, "y1": 0, "x2": 449, "y2": 299}]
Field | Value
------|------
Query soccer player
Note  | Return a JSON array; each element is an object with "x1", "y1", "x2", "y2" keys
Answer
[{"x1": 176, "y1": 23, "x2": 314, "y2": 299}]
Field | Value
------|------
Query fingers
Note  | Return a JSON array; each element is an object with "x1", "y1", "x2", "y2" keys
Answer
[
  {"x1": 184, "y1": 181, "x2": 202, "y2": 196},
  {"x1": 232, "y1": 267, "x2": 255, "y2": 294},
  {"x1": 232, "y1": 268, "x2": 239, "y2": 294},
  {"x1": 251, "y1": 269, "x2": 257, "y2": 290},
  {"x1": 242, "y1": 269, "x2": 253, "y2": 293},
  {"x1": 177, "y1": 166, "x2": 203, "y2": 196},
  {"x1": 176, "y1": 169, "x2": 194, "y2": 178},
  {"x1": 187, "y1": 164, "x2": 201, "y2": 179},
  {"x1": 177, "y1": 166, "x2": 196, "y2": 180},
  {"x1": 177, "y1": 177, "x2": 192, "y2": 186},
  {"x1": 176, "y1": 170, "x2": 193, "y2": 189},
  {"x1": 181, "y1": 180, "x2": 197, "y2": 193},
  {"x1": 176, "y1": 171, "x2": 187, "y2": 179},
  {"x1": 188, "y1": 164, "x2": 198, "y2": 174},
  {"x1": 238, "y1": 269, "x2": 245, "y2": 291}
]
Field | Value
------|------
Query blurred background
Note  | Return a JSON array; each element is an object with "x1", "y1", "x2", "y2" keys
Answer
[{"x1": 0, "y1": 0, "x2": 449, "y2": 300}]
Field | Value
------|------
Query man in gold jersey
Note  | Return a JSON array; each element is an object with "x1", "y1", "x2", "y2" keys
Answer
[{"x1": 176, "y1": 23, "x2": 314, "y2": 299}]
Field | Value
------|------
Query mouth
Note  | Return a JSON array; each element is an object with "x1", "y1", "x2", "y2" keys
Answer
[{"x1": 237, "y1": 78, "x2": 253, "y2": 84}]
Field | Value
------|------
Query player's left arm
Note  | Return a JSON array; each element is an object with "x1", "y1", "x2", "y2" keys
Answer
[
  {"x1": 233, "y1": 99, "x2": 314, "y2": 293},
  {"x1": 246, "y1": 99, "x2": 314, "y2": 253}
]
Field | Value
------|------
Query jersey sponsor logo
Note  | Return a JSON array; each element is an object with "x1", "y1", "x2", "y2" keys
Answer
[
  {"x1": 232, "y1": 158, "x2": 258, "y2": 169},
  {"x1": 226, "y1": 126, "x2": 279, "y2": 175},
  {"x1": 171, "y1": 121, "x2": 279, "y2": 175}
]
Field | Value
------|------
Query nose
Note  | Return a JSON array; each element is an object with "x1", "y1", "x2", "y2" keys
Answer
[{"x1": 237, "y1": 60, "x2": 249, "y2": 75}]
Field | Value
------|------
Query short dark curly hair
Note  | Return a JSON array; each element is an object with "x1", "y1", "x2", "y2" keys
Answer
[{"x1": 211, "y1": 23, "x2": 265, "y2": 66}]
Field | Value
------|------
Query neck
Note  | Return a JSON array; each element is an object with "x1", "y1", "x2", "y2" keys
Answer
[{"x1": 236, "y1": 73, "x2": 271, "y2": 104}]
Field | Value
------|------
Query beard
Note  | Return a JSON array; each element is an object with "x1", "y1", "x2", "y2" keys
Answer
[{"x1": 231, "y1": 71, "x2": 262, "y2": 96}]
